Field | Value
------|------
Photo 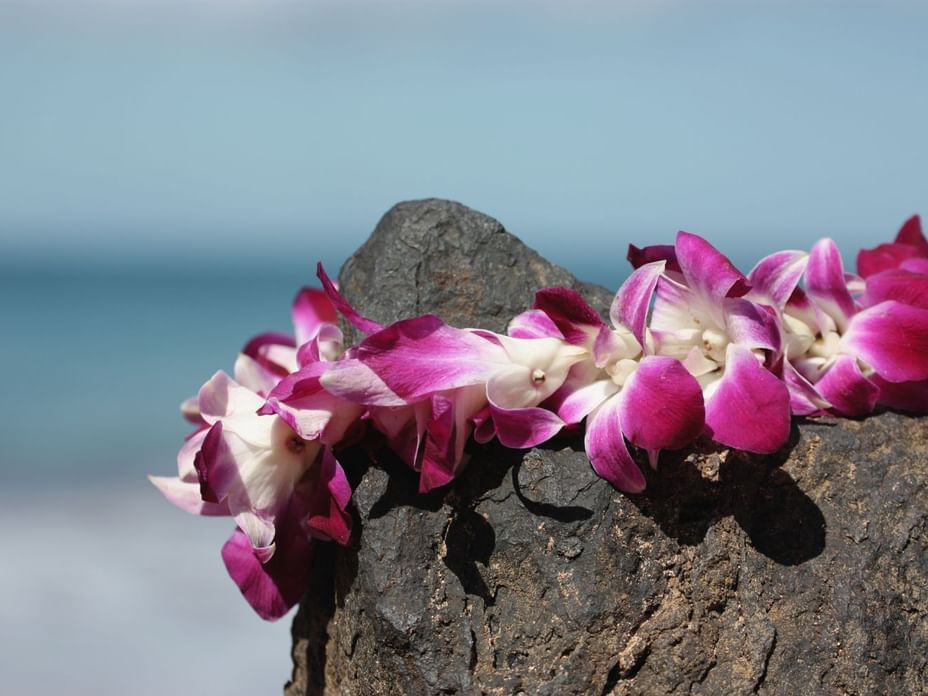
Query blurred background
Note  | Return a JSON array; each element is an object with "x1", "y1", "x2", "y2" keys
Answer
[{"x1": 1, "y1": 0, "x2": 926, "y2": 693}]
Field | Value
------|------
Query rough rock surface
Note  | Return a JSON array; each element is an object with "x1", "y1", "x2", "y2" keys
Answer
[{"x1": 286, "y1": 199, "x2": 928, "y2": 695}]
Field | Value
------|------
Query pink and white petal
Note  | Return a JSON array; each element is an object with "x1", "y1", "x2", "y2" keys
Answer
[
  {"x1": 724, "y1": 298, "x2": 781, "y2": 356},
  {"x1": 650, "y1": 275, "x2": 715, "y2": 334},
  {"x1": 895, "y1": 214, "x2": 928, "y2": 254},
  {"x1": 296, "y1": 324, "x2": 344, "y2": 366},
  {"x1": 682, "y1": 346, "x2": 718, "y2": 377},
  {"x1": 675, "y1": 231, "x2": 750, "y2": 304},
  {"x1": 192, "y1": 422, "x2": 241, "y2": 504},
  {"x1": 873, "y1": 375, "x2": 928, "y2": 413},
  {"x1": 234, "y1": 353, "x2": 281, "y2": 398},
  {"x1": 815, "y1": 355, "x2": 880, "y2": 417},
  {"x1": 177, "y1": 428, "x2": 209, "y2": 481},
  {"x1": 221, "y1": 519, "x2": 314, "y2": 621},
  {"x1": 507, "y1": 309, "x2": 565, "y2": 340},
  {"x1": 357, "y1": 316, "x2": 506, "y2": 401},
  {"x1": 291, "y1": 287, "x2": 338, "y2": 347},
  {"x1": 618, "y1": 356, "x2": 705, "y2": 452},
  {"x1": 704, "y1": 344, "x2": 791, "y2": 454},
  {"x1": 242, "y1": 332, "x2": 297, "y2": 364},
  {"x1": 747, "y1": 250, "x2": 808, "y2": 308},
  {"x1": 532, "y1": 287, "x2": 604, "y2": 344},
  {"x1": 781, "y1": 360, "x2": 831, "y2": 416},
  {"x1": 611, "y1": 261, "x2": 665, "y2": 347},
  {"x1": 315, "y1": 262, "x2": 384, "y2": 335},
  {"x1": 263, "y1": 366, "x2": 364, "y2": 444},
  {"x1": 584, "y1": 395, "x2": 646, "y2": 493},
  {"x1": 863, "y1": 269, "x2": 928, "y2": 310},
  {"x1": 495, "y1": 335, "x2": 588, "y2": 400},
  {"x1": 488, "y1": 401, "x2": 565, "y2": 449},
  {"x1": 235, "y1": 510, "x2": 277, "y2": 559},
  {"x1": 555, "y1": 377, "x2": 620, "y2": 424},
  {"x1": 318, "y1": 358, "x2": 407, "y2": 407},
  {"x1": 180, "y1": 396, "x2": 203, "y2": 424},
  {"x1": 197, "y1": 371, "x2": 265, "y2": 423},
  {"x1": 843, "y1": 301, "x2": 928, "y2": 383},
  {"x1": 857, "y1": 242, "x2": 921, "y2": 279},
  {"x1": 147, "y1": 475, "x2": 230, "y2": 516},
  {"x1": 627, "y1": 243, "x2": 680, "y2": 272},
  {"x1": 806, "y1": 238, "x2": 856, "y2": 332}
]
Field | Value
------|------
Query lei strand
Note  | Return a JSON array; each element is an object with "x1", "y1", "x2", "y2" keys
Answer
[{"x1": 151, "y1": 215, "x2": 928, "y2": 620}]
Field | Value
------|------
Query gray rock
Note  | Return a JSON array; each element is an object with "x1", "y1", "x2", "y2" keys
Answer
[{"x1": 286, "y1": 199, "x2": 928, "y2": 695}]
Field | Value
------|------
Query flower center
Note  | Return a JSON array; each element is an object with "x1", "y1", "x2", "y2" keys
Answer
[
  {"x1": 701, "y1": 328, "x2": 729, "y2": 364},
  {"x1": 531, "y1": 368, "x2": 546, "y2": 384},
  {"x1": 607, "y1": 358, "x2": 639, "y2": 386},
  {"x1": 286, "y1": 435, "x2": 306, "y2": 455}
]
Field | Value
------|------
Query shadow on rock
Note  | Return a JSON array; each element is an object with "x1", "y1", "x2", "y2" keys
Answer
[
  {"x1": 633, "y1": 422, "x2": 826, "y2": 565},
  {"x1": 511, "y1": 460, "x2": 594, "y2": 523},
  {"x1": 442, "y1": 509, "x2": 497, "y2": 604}
]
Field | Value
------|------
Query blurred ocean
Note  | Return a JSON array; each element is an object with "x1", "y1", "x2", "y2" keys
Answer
[{"x1": 0, "y1": 260, "x2": 335, "y2": 695}]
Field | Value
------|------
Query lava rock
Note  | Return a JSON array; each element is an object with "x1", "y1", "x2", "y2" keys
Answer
[{"x1": 286, "y1": 199, "x2": 928, "y2": 696}]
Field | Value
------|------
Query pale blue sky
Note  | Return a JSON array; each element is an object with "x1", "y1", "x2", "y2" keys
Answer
[{"x1": 1, "y1": 0, "x2": 926, "y2": 280}]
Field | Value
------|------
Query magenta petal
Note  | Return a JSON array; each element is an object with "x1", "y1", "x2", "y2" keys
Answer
[
  {"x1": 704, "y1": 345, "x2": 791, "y2": 453},
  {"x1": 627, "y1": 243, "x2": 680, "y2": 272},
  {"x1": 618, "y1": 356, "x2": 705, "y2": 452},
  {"x1": 148, "y1": 475, "x2": 230, "y2": 516},
  {"x1": 857, "y1": 243, "x2": 921, "y2": 279},
  {"x1": 221, "y1": 522, "x2": 313, "y2": 621},
  {"x1": 584, "y1": 395, "x2": 645, "y2": 493},
  {"x1": 264, "y1": 363, "x2": 363, "y2": 443},
  {"x1": 611, "y1": 261, "x2": 664, "y2": 346},
  {"x1": 304, "y1": 449, "x2": 352, "y2": 546},
  {"x1": 507, "y1": 309, "x2": 565, "y2": 339},
  {"x1": 901, "y1": 258, "x2": 928, "y2": 275},
  {"x1": 242, "y1": 332, "x2": 297, "y2": 362},
  {"x1": 356, "y1": 316, "x2": 504, "y2": 400},
  {"x1": 533, "y1": 287, "x2": 604, "y2": 344},
  {"x1": 806, "y1": 238, "x2": 856, "y2": 331},
  {"x1": 489, "y1": 402, "x2": 565, "y2": 449},
  {"x1": 291, "y1": 287, "x2": 338, "y2": 347},
  {"x1": 675, "y1": 231, "x2": 750, "y2": 303},
  {"x1": 896, "y1": 214, "x2": 928, "y2": 254},
  {"x1": 815, "y1": 355, "x2": 880, "y2": 417},
  {"x1": 747, "y1": 250, "x2": 808, "y2": 308},
  {"x1": 193, "y1": 422, "x2": 237, "y2": 504},
  {"x1": 781, "y1": 359, "x2": 830, "y2": 416},
  {"x1": 873, "y1": 375, "x2": 928, "y2": 413},
  {"x1": 843, "y1": 301, "x2": 928, "y2": 382},
  {"x1": 315, "y1": 262, "x2": 383, "y2": 335},
  {"x1": 417, "y1": 395, "x2": 459, "y2": 493},
  {"x1": 863, "y1": 269, "x2": 928, "y2": 310}
]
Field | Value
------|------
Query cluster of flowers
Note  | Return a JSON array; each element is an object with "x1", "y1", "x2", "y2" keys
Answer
[{"x1": 151, "y1": 216, "x2": 928, "y2": 620}]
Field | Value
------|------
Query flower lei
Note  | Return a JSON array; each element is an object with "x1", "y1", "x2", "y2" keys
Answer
[{"x1": 151, "y1": 215, "x2": 928, "y2": 620}]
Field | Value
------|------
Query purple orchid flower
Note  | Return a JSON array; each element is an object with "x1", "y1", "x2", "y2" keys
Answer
[
  {"x1": 320, "y1": 314, "x2": 587, "y2": 492},
  {"x1": 783, "y1": 238, "x2": 928, "y2": 416},
  {"x1": 512, "y1": 262, "x2": 704, "y2": 493},
  {"x1": 629, "y1": 232, "x2": 792, "y2": 454},
  {"x1": 152, "y1": 369, "x2": 354, "y2": 619}
]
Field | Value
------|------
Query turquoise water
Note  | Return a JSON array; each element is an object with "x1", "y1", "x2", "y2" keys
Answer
[
  {"x1": 1, "y1": 261, "x2": 331, "y2": 695},
  {"x1": 1, "y1": 261, "x2": 326, "y2": 488}
]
